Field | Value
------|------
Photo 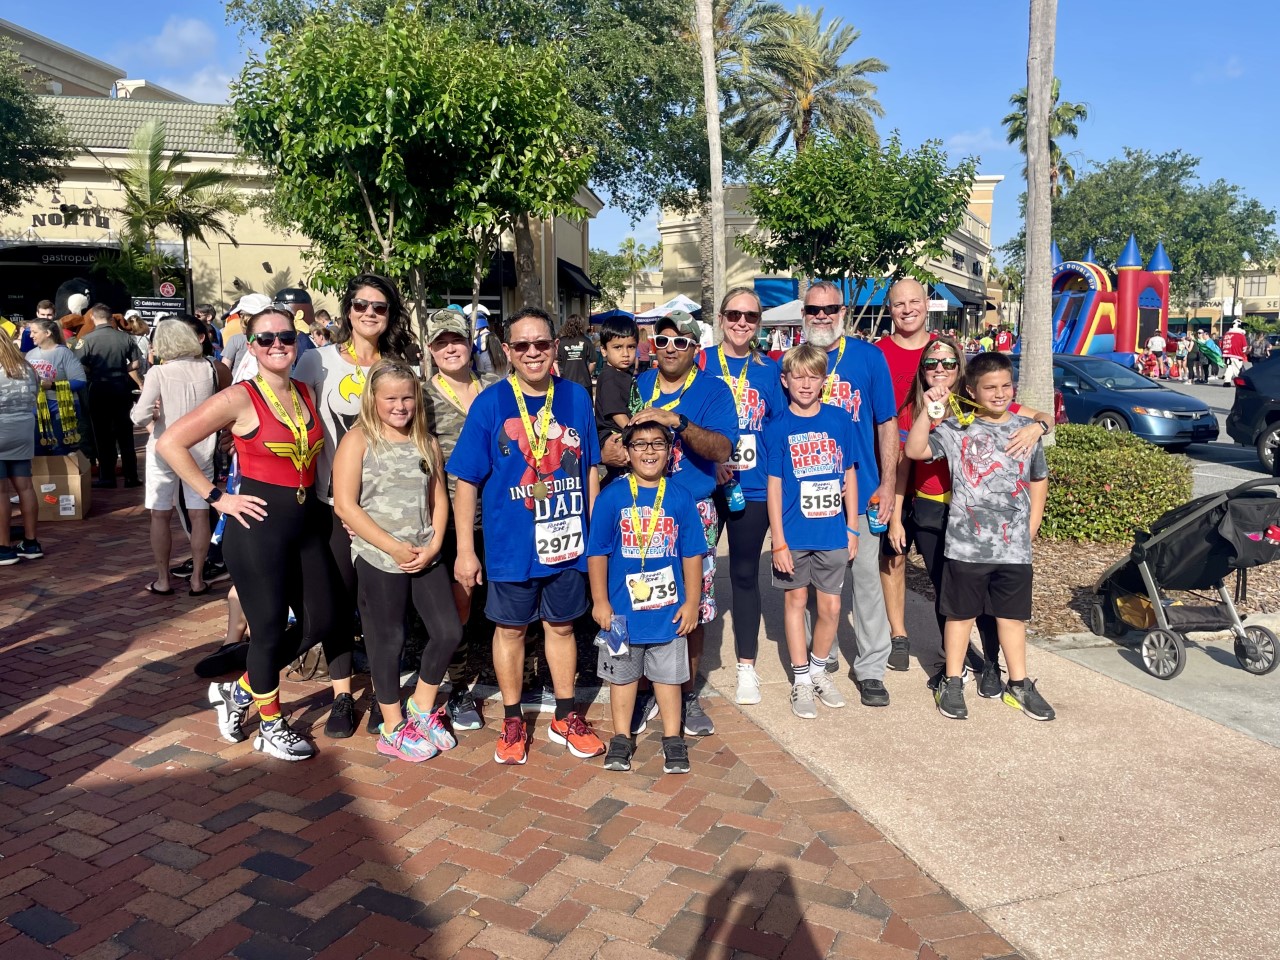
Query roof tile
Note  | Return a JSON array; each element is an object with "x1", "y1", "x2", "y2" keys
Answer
[{"x1": 40, "y1": 95, "x2": 236, "y2": 155}]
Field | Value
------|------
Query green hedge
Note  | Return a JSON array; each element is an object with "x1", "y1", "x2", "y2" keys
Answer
[{"x1": 1041, "y1": 424, "x2": 1193, "y2": 542}]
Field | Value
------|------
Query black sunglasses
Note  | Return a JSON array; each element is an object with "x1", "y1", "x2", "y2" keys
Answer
[
  {"x1": 351, "y1": 297, "x2": 390, "y2": 316},
  {"x1": 653, "y1": 335, "x2": 696, "y2": 351},
  {"x1": 804, "y1": 304, "x2": 843, "y2": 317},
  {"x1": 250, "y1": 330, "x2": 299, "y2": 347},
  {"x1": 508, "y1": 338, "x2": 554, "y2": 354},
  {"x1": 722, "y1": 310, "x2": 761, "y2": 324},
  {"x1": 923, "y1": 357, "x2": 959, "y2": 370}
]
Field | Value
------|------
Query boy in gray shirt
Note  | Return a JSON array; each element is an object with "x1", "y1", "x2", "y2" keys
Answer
[{"x1": 905, "y1": 352, "x2": 1053, "y2": 722}]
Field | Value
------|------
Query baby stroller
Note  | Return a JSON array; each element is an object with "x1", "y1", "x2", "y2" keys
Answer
[{"x1": 1090, "y1": 477, "x2": 1280, "y2": 679}]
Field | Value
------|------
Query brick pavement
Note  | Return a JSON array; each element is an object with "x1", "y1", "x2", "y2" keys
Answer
[{"x1": 0, "y1": 488, "x2": 1023, "y2": 960}]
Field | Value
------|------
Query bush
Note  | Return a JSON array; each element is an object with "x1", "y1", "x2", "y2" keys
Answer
[{"x1": 1041, "y1": 424, "x2": 1193, "y2": 542}]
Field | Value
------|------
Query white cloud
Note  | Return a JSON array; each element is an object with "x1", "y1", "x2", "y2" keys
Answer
[
  {"x1": 116, "y1": 16, "x2": 218, "y2": 70},
  {"x1": 1193, "y1": 55, "x2": 1245, "y2": 84},
  {"x1": 945, "y1": 127, "x2": 1008, "y2": 155},
  {"x1": 156, "y1": 66, "x2": 234, "y2": 104}
]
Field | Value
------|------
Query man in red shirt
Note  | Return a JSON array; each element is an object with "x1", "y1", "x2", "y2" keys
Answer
[
  {"x1": 1222, "y1": 322, "x2": 1248, "y2": 383},
  {"x1": 994, "y1": 326, "x2": 1015, "y2": 352}
]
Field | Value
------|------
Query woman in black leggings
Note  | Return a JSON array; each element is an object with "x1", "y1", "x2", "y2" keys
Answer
[{"x1": 158, "y1": 307, "x2": 347, "y2": 761}]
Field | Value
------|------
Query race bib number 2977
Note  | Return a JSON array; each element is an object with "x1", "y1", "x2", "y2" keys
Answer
[{"x1": 536, "y1": 516, "x2": 584, "y2": 565}]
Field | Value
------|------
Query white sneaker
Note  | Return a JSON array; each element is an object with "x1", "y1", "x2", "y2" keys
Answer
[
  {"x1": 811, "y1": 673, "x2": 846, "y2": 709},
  {"x1": 790, "y1": 682, "x2": 817, "y2": 719},
  {"x1": 253, "y1": 719, "x2": 316, "y2": 761},
  {"x1": 735, "y1": 664, "x2": 761, "y2": 705}
]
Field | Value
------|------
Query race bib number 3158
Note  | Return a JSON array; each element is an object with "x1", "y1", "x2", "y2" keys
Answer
[
  {"x1": 536, "y1": 516, "x2": 584, "y2": 565},
  {"x1": 800, "y1": 479, "x2": 842, "y2": 519}
]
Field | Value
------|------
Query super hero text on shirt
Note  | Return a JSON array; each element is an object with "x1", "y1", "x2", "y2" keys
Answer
[
  {"x1": 788, "y1": 431, "x2": 843, "y2": 477},
  {"x1": 825, "y1": 378, "x2": 863, "y2": 421},
  {"x1": 620, "y1": 508, "x2": 679, "y2": 559}
]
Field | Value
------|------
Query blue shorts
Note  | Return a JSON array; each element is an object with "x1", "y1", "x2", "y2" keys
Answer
[
  {"x1": 0, "y1": 460, "x2": 32, "y2": 480},
  {"x1": 486, "y1": 570, "x2": 588, "y2": 626}
]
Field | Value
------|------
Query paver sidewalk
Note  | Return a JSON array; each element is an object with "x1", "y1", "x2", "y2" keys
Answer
[{"x1": 0, "y1": 490, "x2": 1022, "y2": 959}]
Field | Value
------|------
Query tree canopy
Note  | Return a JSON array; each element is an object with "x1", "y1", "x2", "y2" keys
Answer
[
  {"x1": 1002, "y1": 76, "x2": 1087, "y2": 199},
  {"x1": 0, "y1": 42, "x2": 72, "y2": 218}
]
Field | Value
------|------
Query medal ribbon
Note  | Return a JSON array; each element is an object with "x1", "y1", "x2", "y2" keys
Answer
[
  {"x1": 510, "y1": 375, "x2": 555, "y2": 467},
  {"x1": 346, "y1": 341, "x2": 378, "y2": 386},
  {"x1": 648, "y1": 366, "x2": 698, "y2": 411},
  {"x1": 718, "y1": 347, "x2": 750, "y2": 414},
  {"x1": 821, "y1": 337, "x2": 847, "y2": 404},
  {"x1": 435, "y1": 373, "x2": 480, "y2": 412},
  {"x1": 627, "y1": 475, "x2": 666, "y2": 573},
  {"x1": 947, "y1": 393, "x2": 982, "y2": 426},
  {"x1": 255, "y1": 376, "x2": 312, "y2": 490}
]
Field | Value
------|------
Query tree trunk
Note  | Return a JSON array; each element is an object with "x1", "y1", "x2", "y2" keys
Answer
[
  {"x1": 1019, "y1": 0, "x2": 1058, "y2": 418},
  {"x1": 408, "y1": 268, "x2": 431, "y2": 348},
  {"x1": 698, "y1": 200, "x2": 714, "y2": 317},
  {"x1": 150, "y1": 230, "x2": 161, "y2": 295},
  {"x1": 470, "y1": 230, "x2": 488, "y2": 340},
  {"x1": 512, "y1": 213, "x2": 543, "y2": 312},
  {"x1": 696, "y1": 0, "x2": 726, "y2": 320}
]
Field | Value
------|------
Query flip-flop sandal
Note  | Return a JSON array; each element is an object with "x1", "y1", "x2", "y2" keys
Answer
[
  {"x1": 146, "y1": 582, "x2": 174, "y2": 596},
  {"x1": 188, "y1": 584, "x2": 212, "y2": 597}
]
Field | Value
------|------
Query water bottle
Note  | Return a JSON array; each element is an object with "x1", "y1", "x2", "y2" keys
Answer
[
  {"x1": 867, "y1": 494, "x2": 888, "y2": 535},
  {"x1": 724, "y1": 478, "x2": 746, "y2": 513}
]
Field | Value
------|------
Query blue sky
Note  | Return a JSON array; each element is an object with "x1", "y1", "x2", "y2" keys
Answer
[{"x1": 14, "y1": 1, "x2": 1277, "y2": 263}]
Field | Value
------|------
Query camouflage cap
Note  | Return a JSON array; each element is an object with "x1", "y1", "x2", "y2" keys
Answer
[
  {"x1": 654, "y1": 309, "x2": 698, "y2": 338},
  {"x1": 426, "y1": 309, "x2": 470, "y2": 343}
]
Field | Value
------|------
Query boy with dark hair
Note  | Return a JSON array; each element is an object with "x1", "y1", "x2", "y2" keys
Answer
[
  {"x1": 594, "y1": 314, "x2": 641, "y2": 482},
  {"x1": 905, "y1": 351, "x2": 1053, "y2": 722}
]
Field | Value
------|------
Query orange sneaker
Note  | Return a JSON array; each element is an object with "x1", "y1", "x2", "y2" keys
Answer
[
  {"x1": 548, "y1": 711, "x2": 605, "y2": 759},
  {"x1": 494, "y1": 716, "x2": 528, "y2": 765}
]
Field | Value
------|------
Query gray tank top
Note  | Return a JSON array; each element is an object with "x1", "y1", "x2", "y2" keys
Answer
[{"x1": 351, "y1": 439, "x2": 435, "y2": 574}]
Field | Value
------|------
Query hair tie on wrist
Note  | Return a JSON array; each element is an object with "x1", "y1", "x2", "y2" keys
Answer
[{"x1": 846, "y1": 526, "x2": 860, "y2": 536}]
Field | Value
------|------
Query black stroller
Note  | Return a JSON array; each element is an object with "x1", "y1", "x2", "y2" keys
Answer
[{"x1": 1090, "y1": 477, "x2": 1280, "y2": 679}]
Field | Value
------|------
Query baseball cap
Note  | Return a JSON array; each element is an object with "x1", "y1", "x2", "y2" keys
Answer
[
  {"x1": 426, "y1": 309, "x2": 469, "y2": 344},
  {"x1": 654, "y1": 309, "x2": 698, "y2": 338},
  {"x1": 234, "y1": 293, "x2": 272, "y2": 316},
  {"x1": 123, "y1": 309, "x2": 141, "y2": 320},
  {"x1": 462, "y1": 303, "x2": 490, "y2": 317}
]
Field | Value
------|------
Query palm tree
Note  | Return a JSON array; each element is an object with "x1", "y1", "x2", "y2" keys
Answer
[
  {"x1": 110, "y1": 119, "x2": 244, "y2": 294},
  {"x1": 695, "y1": 0, "x2": 727, "y2": 318},
  {"x1": 619, "y1": 237, "x2": 661, "y2": 314},
  {"x1": 730, "y1": 6, "x2": 887, "y2": 154},
  {"x1": 1002, "y1": 76, "x2": 1087, "y2": 199}
]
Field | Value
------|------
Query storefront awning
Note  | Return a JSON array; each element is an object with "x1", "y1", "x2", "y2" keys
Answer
[
  {"x1": 930, "y1": 283, "x2": 962, "y2": 308},
  {"x1": 753, "y1": 277, "x2": 799, "y2": 308},
  {"x1": 942, "y1": 282, "x2": 985, "y2": 307},
  {"x1": 558, "y1": 258, "x2": 600, "y2": 297}
]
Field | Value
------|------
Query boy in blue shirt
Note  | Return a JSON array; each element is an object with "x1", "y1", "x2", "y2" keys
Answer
[
  {"x1": 588, "y1": 422, "x2": 705, "y2": 774},
  {"x1": 767, "y1": 344, "x2": 859, "y2": 719}
]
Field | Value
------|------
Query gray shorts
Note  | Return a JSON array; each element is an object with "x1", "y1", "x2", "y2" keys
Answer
[
  {"x1": 772, "y1": 548, "x2": 847, "y2": 595},
  {"x1": 597, "y1": 636, "x2": 690, "y2": 686}
]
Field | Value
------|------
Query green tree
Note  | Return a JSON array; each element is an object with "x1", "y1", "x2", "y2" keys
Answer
[
  {"x1": 588, "y1": 248, "x2": 629, "y2": 311},
  {"x1": 228, "y1": 4, "x2": 592, "y2": 332},
  {"x1": 1003, "y1": 75, "x2": 1087, "y2": 200},
  {"x1": 617, "y1": 237, "x2": 663, "y2": 314},
  {"x1": 0, "y1": 42, "x2": 73, "y2": 217},
  {"x1": 736, "y1": 133, "x2": 977, "y2": 329},
  {"x1": 109, "y1": 119, "x2": 243, "y2": 295},
  {"x1": 730, "y1": 5, "x2": 887, "y2": 154}
]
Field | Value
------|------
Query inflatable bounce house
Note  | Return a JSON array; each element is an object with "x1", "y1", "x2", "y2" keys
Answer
[{"x1": 1051, "y1": 234, "x2": 1171, "y2": 364}]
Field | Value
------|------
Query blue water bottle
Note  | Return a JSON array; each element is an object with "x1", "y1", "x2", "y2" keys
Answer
[
  {"x1": 724, "y1": 478, "x2": 746, "y2": 513},
  {"x1": 867, "y1": 495, "x2": 888, "y2": 535}
]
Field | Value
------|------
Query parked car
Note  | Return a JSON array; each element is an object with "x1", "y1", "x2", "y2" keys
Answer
[
  {"x1": 1226, "y1": 356, "x2": 1280, "y2": 474},
  {"x1": 1014, "y1": 354, "x2": 1218, "y2": 450}
]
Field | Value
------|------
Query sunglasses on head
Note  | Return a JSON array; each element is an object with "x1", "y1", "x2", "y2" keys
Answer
[
  {"x1": 923, "y1": 357, "x2": 959, "y2": 370},
  {"x1": 250, "y1": 330, "x2": 299, "y2": 348},
  {"x1": 351, "y1": 297, "x2": 390, "y2": 316},
  {"x1": 653, "y1": 334, "x2": 696, "y2": 351},
  {"x1": 508, "y1": 338, "x2": 554, "y2": 355},
  {"x1": 722, "y1": 309, "x2": 761, "y2": 324},
  {"x1": 804, "y1": 303, "x2": 843, "y2": 317}
]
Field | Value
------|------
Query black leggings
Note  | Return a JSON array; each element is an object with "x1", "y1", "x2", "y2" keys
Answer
[
  {"x1": 326, "y1": 502, "x2": 360, "y2": 635},
  {"x1": 222, "y1": 479, "x2": 349, "y2": 693},
  {"x1": 717, "y1": 496, "x2": 769, "y2": 661},
  {"x1": 355, "y1": 557, "x2": 464, "y2": 706},
  {"x1": 88, "y1": 381, "x2": 138, "y2": 483},
  {"x1": 911, "y1": 507, "x2": 1000, "y2": 675}
]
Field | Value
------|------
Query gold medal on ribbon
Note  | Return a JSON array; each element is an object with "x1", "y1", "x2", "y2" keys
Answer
[
  {"x1": 510, "y1": 377, "x2": 555, "y2": 502},
  {"x1": 821, "y1": 337, "x2": 846, "y2": 404},
  {"x1": 296, "y1": 486, "x2": 306, "y2": 505},
  {"x1": 255, "y1": 376, "x2": 313, "y2": 498},
  {"x1": 532, "y1": 481, "x2": 549, "y2": 501},
  {"x1": 630, "y1": 577, "x2": 652, "y2": 603},
  {"x1": 627, "y1": 475, "x2": 666, "y2": 607}
]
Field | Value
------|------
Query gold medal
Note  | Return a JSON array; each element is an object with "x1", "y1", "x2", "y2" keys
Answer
[
  {"x1": 630, "y1": 578, "x2": 652, "y2": 602},
  {"x1": 532, "y1": 481, "x2": 549, "y2": 500},
  {"x1": 296, "y1": 486, "x2": 306, "y2": 505},
  {"x1": 821, "y1": 336, "x2": 846, "y2": 404}
]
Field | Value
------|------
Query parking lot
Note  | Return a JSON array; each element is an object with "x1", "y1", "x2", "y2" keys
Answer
[{"x1": 1167, "y1": 378, "x2": 1271, "y2": 496}]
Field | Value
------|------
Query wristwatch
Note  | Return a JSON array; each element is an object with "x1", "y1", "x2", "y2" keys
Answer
[
  {"x1": 205, "y1": 486, "x2": 223, "y2": 505},
  {"x1": 675, "y1": 414, "x2": 690, "y2": 433},
  {"x1": 1038, "y1": 419, "x2": 1051, "y2": 434}
]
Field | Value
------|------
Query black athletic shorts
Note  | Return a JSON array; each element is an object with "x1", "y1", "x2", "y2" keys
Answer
[{"x1": 938, "y1": 560, "x2": 1033, "y2": 621}]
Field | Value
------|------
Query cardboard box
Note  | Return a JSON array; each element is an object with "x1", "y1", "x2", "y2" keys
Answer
[{"x1": 30, "y1": 453, "x2": 92, "y2": 522}]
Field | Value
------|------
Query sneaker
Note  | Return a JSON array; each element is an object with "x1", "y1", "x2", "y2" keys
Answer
[
  {"x1": 927, "y1": 664, "x2": 973, "y2": 691},
  {"x1": 171, "y1": 558, "x2": 195, "y2": 579},
  {"x1": 16, "y1": 540, "x2": 43, "y2": 560},
  {"x1": 978, "y1": 661, "x2": 1004, "y2": 699},
  {"x1": 965, "y1": 646, "x2": 987, "y2": 676},
  {"x1": 630, "y1": 691, "x2": 659, "y2": 735},
  {"x1": 934, "y1": 676, "x2": 968, "y2": 720},
  {"x1": 323, "y1": 692, "x2": 358, "y2": 739},
  {"x1": 411, "y1": 705, "x2": 458, "y2": 752},
  {"x1": 602, "y1": 734, "x2": 635, "y2": 772},
  {"x1": 207, "y1": 681, "x2": 249, "y2": 743},
  {"x1": 790, "y1": 681, "x2": 818, "y2": 719},
  {"x1": 0, "y1": 545, "x2": 18, "y2": 566},
  {"x1": 494, "y1": 716, "x2": 528, "y2": 765},
  {"x1": 735, "y1": 664, "x2": 761, "y2": 705},
  {"x1": 681, "y1": 694, "x2": 715, "y2": 737},
  {"x1": 254, "y1": 719, "x2": 316, "y2": 761},
  {"x1": 857, "y1": 678, "x2": 890, "y2": 707},
  {"x1": 1002, "y1": 680, "x2": 1055, "y2": 721},
  {"x1": 548, "y1": 711, "x2": 605, "y2": 758},
  {"x1": 811, "y1": 673, "x2": 846, "y2": 709},
  {"x1": 887, "y1": 636, "x2": 910, "y2": 671},
  {"x1": 376, "y1": 719, "x2": 438, "y2": 763},
  {"x1": 661, "y1": 736, "x2": 690, "y2": 775},
  {"x1": 446, "y1": 692, "x2": 484, "y2": 731},
  {"x1": 366, "y1": 699, "x2": 383, "y2": 735}
]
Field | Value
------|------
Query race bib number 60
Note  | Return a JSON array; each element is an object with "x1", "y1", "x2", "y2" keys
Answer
[
  {"x1": 800, "y1": 479, "x2": 842, "y2": 519},
  {"x1": 536, "y1": 516, "x2": 584, "y2": 565},
  {"x1": 728, "y1": 434, "x2": 757, "y2": 472}
]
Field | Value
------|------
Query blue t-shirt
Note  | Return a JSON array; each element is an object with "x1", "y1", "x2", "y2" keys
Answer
[
  {"x1": 816, "y1": 336, "x2": 895, "y2": 513},
  {"x1": 587, "y1": 477, "x2": 707, "y2": 644},
  {"x1": 766, "y1": 406, "x2": 856, "y2": 552},
  {"x1": 635, "y1": 366, "x2": 740, "y2": 502},
  {"x1": 447, "y1": 376, "x2": 601, "y2": 581},
  {"x1": 698, "y1": 348, "x2": 785, "y2": 502}
]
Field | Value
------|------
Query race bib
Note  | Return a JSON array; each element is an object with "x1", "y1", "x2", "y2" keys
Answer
[
  {"x1": 728, "y1": 434, "x2": 758, "y2": 472},
  {"x1": 627, "y1": 566, "x2": 678, "y2": 611},
  {"x1": 800, "y1": 480, "x2": 842, "y2": 519},
  {"x1": 536, "y1": 516, "x2": 584, "y2": 565}
]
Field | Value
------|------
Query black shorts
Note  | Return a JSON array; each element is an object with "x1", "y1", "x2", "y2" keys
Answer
[
  {"x1": 938, "y1": 560, "x2": 1033, "y2": 621},
  {"x1": 880, "y1": 497, "x2": 949, "y2": 558}
]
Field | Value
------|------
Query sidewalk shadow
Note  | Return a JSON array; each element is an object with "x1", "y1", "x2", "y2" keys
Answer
[{"x1": 688, "y1": 868, "x2": 821, "y2": 960}]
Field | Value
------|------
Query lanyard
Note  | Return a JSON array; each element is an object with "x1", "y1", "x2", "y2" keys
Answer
[
  {"x1": 256, "y1": 376, "x2": 312, "y2": 503},
  {"x1": 948, "y1": 393, "x2": 986, "y2": 426},
  {"x1": 345, "y1": 341, "x2": 378, "y2": 386},
  {"x1": 435, "y1": 373, "x2": 481, "y2": 412},
  {"x1": 628, "y1": 474, "x2": 666, "y2": 572},
  {"x1": 509, "y1": 375, "x2": 554, "y2": 465},
  {"x1": 717, "y1": 347, "x2": 750, "y2": 413},
  {"x1": 821, "y1": 337, "x2": 846, "y2": 404},
  {"x1": 648, "y1": 366, "x2": 697, "y2": 411}
]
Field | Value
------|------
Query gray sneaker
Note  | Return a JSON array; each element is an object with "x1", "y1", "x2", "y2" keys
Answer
[
  {"x1": 934, "y1": 676, "x2": 968, "y2": 720},
  {"x1": 790, "y1": 682, "x2": 818, "y2": 719},
  {"x1": 887, "y1": 636, "x2": 910, "y2": 671},
  {"x1": 811, "y1": 673, "x2": 846, "y2": 709},
  {"x1": 630, "y1": 691, "x2": 659, "y2": 735},
  {"x1": 254, "y1": 719, "x2": 316, "y2": 761},
  {"x1": 208, "y1": 681, "x2": 248, "y2": 743},
  {"x1": 978, "y1": 662, "x2": 1003, "y2": 699},
  {"x1": 681, "y1": 694, "x2": 715, "y2": 736},
  {"x1": 1002, "y1": 679, "x2": 1055, "y2": 721}
]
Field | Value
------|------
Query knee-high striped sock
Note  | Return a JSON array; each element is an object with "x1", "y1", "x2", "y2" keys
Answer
[{"x1": 238, "y1": 675, "x2": 281, "y2": 724}]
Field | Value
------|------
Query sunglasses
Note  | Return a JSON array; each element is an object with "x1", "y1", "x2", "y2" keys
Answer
[
  {"x1": 351, "y1": 297, "x2": 390, "y2": 316},
  {"x1": 804, "y1": 304, "x2": 843, "y2": 317},
  {"x1": 653, "y1": 335, "x2": 696, "y2": 351},
  {"x1": 508, "y1": 338, "x2": 554, "y2": 354},
  {"x1": 627, "y1": 440, "x2": 671, "y2": 452},
  {"x1": 250, "y1": 330, "x2": 299, "y2": 348},
  {"x1": 723, "y1": 310, "x2": 761, "y2": 324},
  {"x1": 923, "y1": 357, "x2": 959, "y2": 370}
]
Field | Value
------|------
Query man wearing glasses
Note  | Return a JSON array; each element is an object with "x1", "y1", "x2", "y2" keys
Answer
[
  {"x1": 631, "y1": 311, "x2": 739, "y2": 736},
  {"x1": 802, "y1": 281, "x2": 897, "y2": 707},
  {"x1": 449, "y1": 308, "x2": 605, "y2": 766}
]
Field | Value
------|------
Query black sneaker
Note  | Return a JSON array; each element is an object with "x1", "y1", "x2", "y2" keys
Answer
[
  {"x1": 603, "y1": 734, "x2": 635, "y2": 772},
  {"x1": 16, "y1": 539, "x2": 43, "y2": 560},
  {"x1": 324, "y1": 692, "x2": 358, "y2": 738},
  {"x1": 887, "y1": 636, "x2": 910, "y2": 671},
  {"x1": 935, "y1": 676, "x2": 967, "y2": 720},
  {"x1": 630, "y1": 691, "x2": 659, "y2": 735},
  {"x1": 857, "y1": 678, "x2": 890, "y2": 707},
  {"x1": 978, "y1": 662, "x2": 1003, "y2": 699},
  {"x1": 203, "y1": 559, "x2": 231, "y2": 584},
  {"x1": 1002, "y1": 680, "x2": 1055, "y2": 721},
  {"x1": 366, "y1": 698, "x2": 383, "y2": 734},
  {"x1": 825, "y1": 652, "x2": 840, "y2": 674},
  {"x1": 661, "y1": 736, "x2": 690, "y2": 775},
  {"x1": 171, "y1": 558, "x2": 196, "y2": 579},
  {"x1": 446, "y1": 692, "x2": 484, "y2": 731}
]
